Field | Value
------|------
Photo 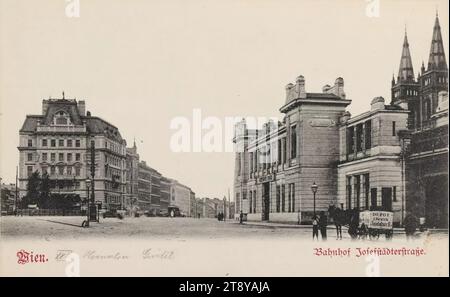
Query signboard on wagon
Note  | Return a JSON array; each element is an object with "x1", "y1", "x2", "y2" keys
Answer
[{"x1": 360, "y1": 211, "x2": 393, "y2": 230}]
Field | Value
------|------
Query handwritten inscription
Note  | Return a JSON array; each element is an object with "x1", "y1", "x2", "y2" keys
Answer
[{"x1": 143, "y1": 248, "x2": 175, "y2": 260}]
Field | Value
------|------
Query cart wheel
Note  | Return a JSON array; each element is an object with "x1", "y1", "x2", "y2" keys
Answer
[
  {"x1": 369, "y1": 229, "x2": 379, "y2": 240},
  {"x1": 385, "y1": 230, "x2": 393, "y2": 240}
]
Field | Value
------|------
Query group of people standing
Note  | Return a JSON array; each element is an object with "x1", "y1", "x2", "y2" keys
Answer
[
  {"x1": 217, "y1": 212, "x2": 226, "y2": 221},
  {"x1": 312, "y1": 211, "x2": 328, "y2": 241}
]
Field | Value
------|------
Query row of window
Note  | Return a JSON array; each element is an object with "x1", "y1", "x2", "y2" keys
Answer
[
  {"x1": 27, "y1": 165, "x2": 82, "y2": 177},
  {"x1": 242, "y1": 183, "x2": 296, "y2": 214},
  {"x1": 239, "y1": 125, "x2": 298, "y2": 176},
  {"x1": 105, "y1": 140, "x2": 123, "y2": 154},
  {"x1": 105, "y1": 155, "x2": 124, "y2": 167},
  {"x1": 276, "y1": 183, "x2": 296, "y2": 213},
  {"x1": 27, "y1": 138, "x2": 82, "y2": 148},
  {"x1": 423, "y1": 76, "x2": 448, "y2": 86},
  {"x1": 347, "y1": 120, "x2": 372, "y2": 154},
  {"x1": 393, "y1": 89, "x2": 419, "y2": 99},
  {"x1": 346, "y1": 174, "x2": 397, "y2": 211},
  {"x1": 27, "y1": 152, "x2": 82, "y2": 162}
]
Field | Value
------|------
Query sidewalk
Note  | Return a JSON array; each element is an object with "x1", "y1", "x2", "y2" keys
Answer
[{"x1": 229, "y1": 219, "x2": 449, "y2": 234}]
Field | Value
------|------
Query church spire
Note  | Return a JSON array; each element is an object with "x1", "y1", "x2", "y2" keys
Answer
[
  {"x1": 427, "y1": 13, "x2": 448, "y2": 71},
  {"x1": 397, "y1": 29, "x2": 415, "y2": 82}
]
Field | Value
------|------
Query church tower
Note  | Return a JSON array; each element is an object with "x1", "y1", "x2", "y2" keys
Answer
[
  {"x1": 391, "y1": 30, "x2": 420, "y2": 129},
  {"x1": 418, "y1": 13, "x2": 449, "y2": 129}
]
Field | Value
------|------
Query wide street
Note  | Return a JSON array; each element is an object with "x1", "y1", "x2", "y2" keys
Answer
[
  {"x1": 1, "y1": 215, "x2": 447, "y2": 242},
  {"x1": 1, "y1": 215, "x2": 448, "y2": 277}
]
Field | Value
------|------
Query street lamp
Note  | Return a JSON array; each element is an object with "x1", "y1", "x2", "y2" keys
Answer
[
  {"x1": 311, "y1": 181, "x2": 318, "y2": 216},
  {"x1": 85, "y1": 178, "x2": 91, "y2": 227}
]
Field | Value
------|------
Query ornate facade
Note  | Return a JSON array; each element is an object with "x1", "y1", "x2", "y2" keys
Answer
[
  {"x1": 234, "y1": 14, "x2": 448, "y2": 227},
  {"x1": 393, "y1": 15, "x2": 449, "y2": 228},
  {"x1": 18, "y1": 97, "x2": 127, "y2": 211}
]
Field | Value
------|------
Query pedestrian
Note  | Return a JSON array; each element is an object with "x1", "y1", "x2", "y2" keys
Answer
[
  {"x1": 312, "y1": 215, "x2": 319, "y2": 240},
  {"x1": 319, "y1": 211, "x2": 327, "y2": 240},
  {"x1": 239, "y1": 210, "x2": 243, "y2": 224},
  {"x1": 404, "y1": 212, "x2": 418, "y2": 241}
]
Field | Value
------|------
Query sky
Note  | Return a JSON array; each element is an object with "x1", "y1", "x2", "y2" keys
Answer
[{"x1": 0, "y1": 0, "x2": 448, "y2": 199}]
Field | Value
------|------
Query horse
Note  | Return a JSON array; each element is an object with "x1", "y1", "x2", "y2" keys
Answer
[
  {"x1": 328, "y1": 205, "x2": 346, "y2": 240},
  {"x1": 328, "y1": 206, "x2": 361, "y2": 240}
]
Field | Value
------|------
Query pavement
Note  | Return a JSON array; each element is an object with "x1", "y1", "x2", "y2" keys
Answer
[
  {"x1": 234, "y1": 219, "x2": 449, "y2": 234},
  {"x1": 1, "y1": 215, "x2": 447, "y2": 241}
]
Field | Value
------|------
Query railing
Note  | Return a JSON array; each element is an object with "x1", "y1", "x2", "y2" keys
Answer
[{"x1": 36, "y1": 125, "x2": 86, "y2": 133}]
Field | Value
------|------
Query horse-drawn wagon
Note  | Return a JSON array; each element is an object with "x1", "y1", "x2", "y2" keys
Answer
[
  {"x1": 328, "y1": 205, "x2": 394, "y2": 240},
  {"x1": 358, "y1": 210, "x2": 394, "y2": 240}
]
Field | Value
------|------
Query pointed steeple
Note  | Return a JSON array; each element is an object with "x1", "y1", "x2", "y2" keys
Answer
[
  {"x1": 427, "y1": 13, "x2": 448, "y2": 71},
  {"x1": 397, "y1": 30, "x2": 415, "y2": 82}
]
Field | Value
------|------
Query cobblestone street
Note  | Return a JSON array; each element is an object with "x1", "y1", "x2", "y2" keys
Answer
[{"x1": 1, "y1": 216, "x2": 447, "y2": 242}]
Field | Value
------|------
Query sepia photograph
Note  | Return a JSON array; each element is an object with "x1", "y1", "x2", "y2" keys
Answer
[{"x1": 0, "y1": 0, "x2": 448, "y2": 282}]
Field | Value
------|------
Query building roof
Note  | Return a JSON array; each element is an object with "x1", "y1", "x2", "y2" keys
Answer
[
  {"x1": 20, "y1": 115, "x2": 43, "y2": 133},
  {"x1": 428, "y1": 14, "x2": 448, "y2": 71},
  {"x1": 84, "y1": 117, "x2": 124, "y2": 142},
  {"x1": 19, "y1": 99, "x2": 125, "y2": 142},
  {"x1": 397, "y1": 31, "x2": 415, "y2": 82},
  {"x1": 42, "y1": 99, "x2": 83, "y2": 125}
]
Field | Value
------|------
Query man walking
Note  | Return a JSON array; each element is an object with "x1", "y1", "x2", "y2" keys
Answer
[
  {"x1": 319, "y1": 211, "x2": 328, "y2": 240},
  {"x1": 404, "y1": 212, "x2": 418, "y2": 241},
  {"x1": 312, "y1": 215, "x2": 319, "y2": 240},
  {"x1": 239, "y1": 210, "x2": 244, "y2": 224}
]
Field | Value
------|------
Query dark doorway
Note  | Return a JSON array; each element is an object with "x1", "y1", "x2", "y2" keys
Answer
[
  {"x1": 381, "y1": 188, "x2": 392, "y2": 211},
  {"x1": 425, "y1": 175, "x2": 449, "y2": 228},
  {"x1": 370, "y1": 188, "x2": 377, "y2": 210},
  {"x1": 262, "y1": 183, "x2": 270, "y2": 221}
]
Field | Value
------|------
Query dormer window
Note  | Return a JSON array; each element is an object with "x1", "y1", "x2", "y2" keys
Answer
[{"x1": 53, "y1": 111, "x2": 71, "y2": 125}]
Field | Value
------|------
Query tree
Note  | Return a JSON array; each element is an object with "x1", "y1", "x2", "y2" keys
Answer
[
  {"x1": 21, "y1": 171, "x2": 40, "y2": 208},
  {"x1": 39, "y1": 172, "x2": 51, "y2": 208}
]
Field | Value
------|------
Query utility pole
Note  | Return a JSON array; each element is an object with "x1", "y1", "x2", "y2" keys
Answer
[
  {"x1": 228, "y1": 188, "x2": 231, "y2": 219},
  {"x1": 89, "y1": 139, "x2": 97, "y2": 222},
  {"x1": 223, "y1": 196, "x2": 226, "y2": 222},
  {"x1": 15, "y1": 166, "x2": 18, "y2": 215}
]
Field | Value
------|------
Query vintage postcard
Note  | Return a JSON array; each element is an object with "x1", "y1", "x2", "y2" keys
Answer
[{"x1": 0, "y1": 0, "x2": 448, "y2": 281}]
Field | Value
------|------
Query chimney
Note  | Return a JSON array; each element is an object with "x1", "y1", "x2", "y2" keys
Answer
[
  {"x1": 77, "y1": 100, "x2": 86, "y2": 116},
  {"x1": 42, "y1": 100, "x2": 49, "y2": 115},
  {"x1": 371, "y1": 96, "x2": 385, "y2": 111},
  {"x1": 285, "y1": 83, "x2": 294, "y2": 102},
  {"x1": 333, "y1": 77, "x2": 346, "y2": 99},
  {"x1": 295, "y1": 75, "x2": 306, "y2": 98}
]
